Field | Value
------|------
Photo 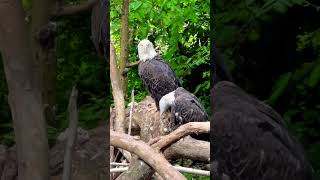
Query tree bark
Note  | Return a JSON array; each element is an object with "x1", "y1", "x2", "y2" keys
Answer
[
  {"x1": 111, "y1": 131, "x2": 186, "y2": 180},
  {"x1": 110, "y1": 43, "x2": 126, "y2": 133},
  {"x1": 119, "y1": 0, "x2": 130, "y2": 97},
  {"x1": 31, "y1": 0, "x2": 57, "y2": 126},
  {"x1": 0, "y1": 0, "x2": 49, "y2": 179},
  {"x1": 62, "y1": 86, "x2": 79, "y2": 180}
]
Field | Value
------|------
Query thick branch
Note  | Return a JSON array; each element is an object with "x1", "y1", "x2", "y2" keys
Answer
[
  {"x1": 111, "y1": 131, "x2": 186, "y2": 180},
  {"x1": 153, "y1": 122, "x2": 210, "y2": 150},
  {"x1": 110, "y1": 43, "x2": 126, "y2": 133},
  {"x1": 62, "y1": 86, "x2": 79, "y2": 180},
  {"x1": 164, "y1": 136, "x2": 210, "y2": 162},
  {"x1": 119, "y1": 0, "x2": 130, "y2": 95},
  {"x1": 52, "y1": 0, "x2": 98, "y2": 17}
]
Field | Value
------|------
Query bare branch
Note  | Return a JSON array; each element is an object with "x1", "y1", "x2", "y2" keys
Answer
[
  {"x1": 126, "y1": 61, "x2": 140, "y2": 68},
  {"x1": 62, "y1": 86, "x2": 79, "y2": 180},
  {"x1": 110, "y1": 165, "x2": 210, "y2": 176},
  {"x1": 128, "y1": 89, "x2": 134, "y2": 135},
  {"x1": 153, "y1": 122, "x2": 210, "y2": 150},
  {"x1": 174, "y1": 165, "x2": 210, "y2": 176},
  {"x1": 111, "y1": 131, "x2": 186, "y2": 180},
  {"x1": 110, "y1": 43, "x2": 126, "y2": 133},
  {"x1": 164, "y1": 136, "x2": 210, "y2": 162},
  {"x1": 119, "y1": 0, "x2": 130, "y2": 95},
  {"x1": 51, "y1": 0, "x2": 98, "y2": 17},
  {"x1": 111, "y1": 162, "x2": 130, "y2": 166}
]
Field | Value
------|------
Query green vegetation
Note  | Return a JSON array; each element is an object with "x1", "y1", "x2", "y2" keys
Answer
[
  {"x1": 111, "y1": 0, "x2": 211, "y2": 112},
  {"x1": 215, "y1": 0, "x2": 320, "y2": 175}
]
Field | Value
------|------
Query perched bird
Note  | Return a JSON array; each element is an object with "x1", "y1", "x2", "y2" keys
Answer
[
  {"x1": 138, "y1": 39, "x2": 182, "y2": 110},
  {"x1": 159, "y1": 87, "x2": 208, "y2": 129},
  {"x1": 210, "y1": 48, "x2": 314, "y2": 180}
]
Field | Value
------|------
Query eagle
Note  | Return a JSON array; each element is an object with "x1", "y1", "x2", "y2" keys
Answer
[
  {"x1": 159, "y1": 87, "x2": 208, "y2": 130},
  {"x1": 138, "y1": 39, "x2": 182, "y2": 110},
  {"x1": 210, "y1": 48, "x2": 314, "y2": 180}
]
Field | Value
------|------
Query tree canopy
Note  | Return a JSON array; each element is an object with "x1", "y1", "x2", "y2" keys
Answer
[{"x1": 111, "y1": 0, "x2": 211, "y2": 112}]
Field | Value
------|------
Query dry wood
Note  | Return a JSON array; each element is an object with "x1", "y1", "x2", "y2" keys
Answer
[
  {"x1": 111, "y1": 131, "x2": 186, "y2": 180},
  {"x1": 62, "y1": 86, "x2": 79, "y2": 180},
  {"x1": 164, "y1": 136, "x2": 210, "y2": 162},
  {"x1": 128, "y1": 89, "x2": 134, "y2": 135},
  {"x1": 113, "y1": 97, "x2": 210, "y2": 179},
  {"x1": 110, "y1": 43, "x2": 126, "y2": 133},
  {"x1": 110, "y1": 165, "x2": 210, "y2": 176},
  {"x1": 153, "y1": 122, "x2": 210, "y2": 150},
  {"x1": 111, "y1": 162, "x2": 130, "y2": 166}
]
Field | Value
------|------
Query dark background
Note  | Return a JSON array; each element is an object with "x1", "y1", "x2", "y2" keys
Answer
[{"x1": 212, "y1": 0, "x2": 320, "y2": 175}]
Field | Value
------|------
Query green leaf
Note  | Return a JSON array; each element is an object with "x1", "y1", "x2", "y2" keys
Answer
[
  {"x1": 268, "y1": 72, "x2": 292, "y2": 104},
  {"x1": 307, "y1": 62, "x2": 320, "y2": 88}
]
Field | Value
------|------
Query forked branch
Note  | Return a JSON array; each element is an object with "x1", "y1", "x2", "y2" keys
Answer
[{"x1": 110, "y1": 131, "x2": 186, "y2": 180}]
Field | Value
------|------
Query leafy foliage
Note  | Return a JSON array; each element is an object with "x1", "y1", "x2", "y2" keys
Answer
[{"x1": 111, "y1": 0, "x2": 211, "y2": 112}]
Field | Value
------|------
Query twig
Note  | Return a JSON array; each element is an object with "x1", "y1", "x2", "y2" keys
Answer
[
  {"x1": 111, "y1": 131, "x2": 186, "y2": 180},
  {"x1": 174, "y1": 165, "x2": 210, "y2": 176},
  {"x1": 51, "y1": 0, "x2": 98, "y2": 17},
  {"x1": 153, "y1": 122, "x2": 210, "y2": 150},
  {"x1": 304, "y1": 0, "x2": 320, "y2": 11},
  {"x1": 110, "y1": 165, "x2": 210, "y2": 176},
  {"x1": 111, "y1": 162, "x2": 130, "y2": 166},
  {"x1": 111, "y1": 167, "x2": 129, "y2": 173},
  {"x1": 126, "y1": 61, "x2": 140, "y2": 68},
  {"x1": 128, "y1": 89, "x2": 134, "y2": 135},
  {"x1": 62, "y1": 86, "x2": 79, "y2": 180}
]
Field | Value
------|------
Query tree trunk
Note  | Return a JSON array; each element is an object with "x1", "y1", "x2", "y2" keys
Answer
[
  {"x1": 31, "y1": 0, "x2": 57, "y2": 126},
  {"x1": 0, "y1": 0, "x2": 49, "y2": 179},
  {"x1": 119, "y1": 0, "x2": 130, "y2": 97}
]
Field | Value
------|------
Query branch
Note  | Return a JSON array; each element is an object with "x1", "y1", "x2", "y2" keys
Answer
[
  {"x1": 304, "y1": 0, "x2": 320, "y2": 11},
  {"x1": 110, "y1": 166, "x2": 210, "y2": 176},
  {"x1": 62, "y1": 86, "x2": 79, "y2": 180},
  {"x1": 110, "y1": 43, "x2": 126, "y2": 133},
  {"x1": 119, "y1": 0, "x2": 130, "y2": 95},
  {"x1": 128, "y1": 89, "x2": 134, "y2": 135},
  {"x1": 51, "y1": 0, "x2": 98, "y2": 17},
  {"x1": 126, "y1": 61, "x2": 140, "y2": 68},
  {"x1": 110, "y1": 131, "x2": 186, "y2": 180},
  {"x1": 153, "y1": 122, "x2": 210, "y2": 150},
  {"x1": 164, "y1": 136, "x2": 210, "y2": 162}
]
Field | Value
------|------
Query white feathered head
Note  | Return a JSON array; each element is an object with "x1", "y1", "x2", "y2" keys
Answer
[{"x1": 138, "y1": 39, "x2": 157, "y2": 62}]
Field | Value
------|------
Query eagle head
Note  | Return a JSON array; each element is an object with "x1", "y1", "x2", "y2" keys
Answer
[
  {"x1": 138, "y1": 39, "x2": 157, "y2": 62},
  {"x1": 159, "y1": 91, "x2": 175, "y2": 116}
]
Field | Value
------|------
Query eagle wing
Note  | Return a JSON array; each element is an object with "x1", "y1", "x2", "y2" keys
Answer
[
  {"x1": 211, "y1": 81, "x2": 313, "y2": 180},
  {"x1": 138, "y1": 56, "x2": 181, "y2": 109},
  {"x1": 173, "y1": 88, "x2": 208, "y2": 125}
]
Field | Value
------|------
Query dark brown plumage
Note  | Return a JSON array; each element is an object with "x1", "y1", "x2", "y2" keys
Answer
[
  {"x1": 138, "y1": 55, "x2": 182, "y2": 110},
  {"x1": 210, "y1": 81, "x2": 314, "y2": 180},
  {"x1": 171, "y1": 87, "x2": 208, "y2": 126}
]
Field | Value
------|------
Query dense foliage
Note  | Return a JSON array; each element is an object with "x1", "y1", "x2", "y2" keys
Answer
[
  {"x1": 0, "y1": 12, "x2": 108, "y2": 146},
  {"x1": 215, "y1": 0, "x2": 320, "y2": 175},
  {"x1": 111, "y1": 0, "x2": 211, "y2": 113}
]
